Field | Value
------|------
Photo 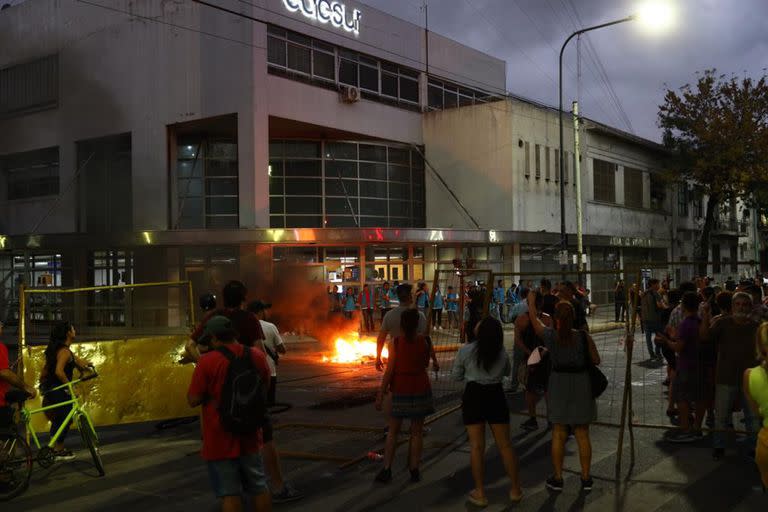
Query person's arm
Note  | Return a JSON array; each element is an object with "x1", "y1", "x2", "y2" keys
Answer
[
  {"x1": 744, "y1": 368, "x2": 762, "y2": 418},
  {"x1": 425, "y1": 336, "x2": 439, "y2": 372},
  {"x1": 585, "y1": 333, "x2": 601, "y2": 365},
  {"x1": 375, "y1": 329, "x2": 387, "y2": 371},
  {"x1": 187, "y1": 361, "x2": 206, "y2": 407},
  {"x1": 451, "y1": 348, "x2": 466, "y2": 381},
  {"x1": 375, "y1": 345, "x2": 397, "y2": 411},
  {"x1": 699, "y1": 305, "x2": 714, "y2": 342},
  {"x1": 73, "y1": 354, "x2": 92, "y2": 371},
  {"x1": 514, "y1": 315, "x2": 532, "y2": 356},
  {"x1": 661, "y1": 331, "x2": 686, "y2": 353},
  {"x1": 526, "y1": 291, "x2": 546, "y2": 339},
  {"x1": 185, "y1": 338, "x2": 202, "y2": 363},
  {"x1": 272, "y1": 326, "x2": 287, "y2": 354},
  {"x1": 0, "y1": 369, "x2": 37, "y2": 397}
]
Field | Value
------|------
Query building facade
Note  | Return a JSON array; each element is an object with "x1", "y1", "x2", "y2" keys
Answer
[{"x1": 0, "y1": 0, "x2": 759, "y2": 330}]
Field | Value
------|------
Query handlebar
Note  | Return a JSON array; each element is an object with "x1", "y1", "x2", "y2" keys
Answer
[{"x1": 42, "y1": 366, "x2": 99, "y2": 395}]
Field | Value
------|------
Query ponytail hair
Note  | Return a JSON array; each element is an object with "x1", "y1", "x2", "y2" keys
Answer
[
  {"x1": 43, "y1": 321, "x2": 73, "y2": 377},
  {"x1": 475, "y1": 317, "x2": 504, "y2": 371},
  {"x1": 554, "y1": 301, "x2": 575, "y2": 345}
]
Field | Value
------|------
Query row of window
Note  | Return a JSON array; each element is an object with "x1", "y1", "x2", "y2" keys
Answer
[
  {"x1": 592, "y1": 158, "x2": 667, "y2": 211},
  {"x1": 267, "y1": 25, "x2": 499, "y2": 113},
  {"x1": 523, "y1": 141, "x2": 576, "y2": 186},
  {"x1": 267, "y1": 26, "x2": 420, "y2": 108},
  {"x1": 269, "y1": 140, "x2": 426, "y2": 229}
]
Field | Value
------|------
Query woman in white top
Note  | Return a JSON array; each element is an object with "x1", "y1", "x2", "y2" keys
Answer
[{"x1": 452, "y1": 317, "x2": 522, "y2": 507}]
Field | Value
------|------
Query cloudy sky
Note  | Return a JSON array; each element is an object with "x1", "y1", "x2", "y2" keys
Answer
[{"x1": 361, "y1": 0, "x2": 768, "y2": 142}]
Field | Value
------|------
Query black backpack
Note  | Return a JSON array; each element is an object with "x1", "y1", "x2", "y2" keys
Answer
[{"x1": 217, "y1": 346, "x2": 268, "y2": 434}]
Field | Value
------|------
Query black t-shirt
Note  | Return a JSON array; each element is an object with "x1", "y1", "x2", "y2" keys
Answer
[{"x1": 571, "y1": 298, "x2": 588, "y2": 330}]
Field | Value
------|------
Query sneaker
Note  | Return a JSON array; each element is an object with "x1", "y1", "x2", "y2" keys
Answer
[
  {"x1": 54, "y1": 449, "x2": 76, "y2": 461},
  {"x1": 712, "y1": 448, "x2": 725, "y2": 461},
  {"x1": 409, "y1": 468, "x2": 421, "y2": 483},
  {"x1": 374, "y1": 468, "x2": 392, "y2": 483},
  {"x1": 272, "y1": 483, "x2": 304, "y2": 504},
  {"x1": 581, "y1": 477, "x2": 594, "y2": 492},
  {"x1": 546, "y1": 476, "x2": 564, "y2": 492},
  {"x1": 520, "y1": 417, "x2": 539, "y2": 432},
  {"x1": 666, "y1": 431, "x2": 696, "y2": 443}
]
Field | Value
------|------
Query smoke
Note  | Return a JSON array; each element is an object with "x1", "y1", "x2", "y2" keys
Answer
[{"x1": 249, "y1": 267, "x2": 362, "y2": 346}]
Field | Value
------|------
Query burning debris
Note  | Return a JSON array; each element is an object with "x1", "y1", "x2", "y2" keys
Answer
[{"x1": 322, "y1": 332, "x2": 389, "y2": 364}]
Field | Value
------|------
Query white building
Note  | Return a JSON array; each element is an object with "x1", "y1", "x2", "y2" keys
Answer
[{"x1": 0, "y1": 0, "x2": 758, "y2": 326}]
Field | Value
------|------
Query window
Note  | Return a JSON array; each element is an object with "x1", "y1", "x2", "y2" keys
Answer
[
  {"x1": 77, "y1": 134, "x2": 132, "y2": 233},
  {"x1": 267, "y1": 25, "x2": 421, "y2": 109},
  {"x1": 650, "y1": 173, "x2": 667, "y2": 211},
  {"x1": 524, "y1": 142, "x2": 530, "y2": 178},
  {"x1": 564, "y1": 151, "x2": 569, "y2": 184},
  {"x1": 624, "y1": 168, "x2": 644, "y2": 209},
  {"x1": 269, "y1": 141, "x2": 425, "y2": 228},
  {"x1": 692, "y1": 190, "x2": 703, "y2": 218},
  {"x1": 174, "y1": 116, "x2": 239, "y2": 229},
  {"x1": 2, "y1": 146, "x2": 59, "y2": 199},
  {"x1": 593, "y1": 159, "x2": 616, "y2": 203},
  {"x1": 534, "y1": 144, "x2": 541, "y2": 179},
  {"x1": 426, "y1": 77, "x2": 500, "y2": 111},
  {"x1": 677, "y1": 184, "x2": 689, "y2": 217},
  {"x1": 0, "y1": 54, "x2": 58, "y2": 118},
  {"x1": 544, "y1": 146, "x2": 550, "y2": 181}
]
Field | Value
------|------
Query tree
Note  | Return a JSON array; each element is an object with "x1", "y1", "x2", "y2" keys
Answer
[{"x1": 658, "y1": 69, "x2": 768, "y2": 275}]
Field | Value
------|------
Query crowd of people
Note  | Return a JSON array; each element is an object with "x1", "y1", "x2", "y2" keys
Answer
[{"x1": 2, "y1": 273, "x2": 768, "y2": 510}]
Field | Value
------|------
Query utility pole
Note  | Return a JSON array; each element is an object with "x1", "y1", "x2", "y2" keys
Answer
[{"x1": 573, "y1": 101, "x2": 584, "y2": 272}]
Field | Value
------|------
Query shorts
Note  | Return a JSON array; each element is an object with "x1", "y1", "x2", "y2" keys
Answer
[
  {"x1": 462, "y1": 382, "x2": 509, "y2": 425},
  {"x1": 206, "y1": 453, "x2": 268, "y2": 498}
]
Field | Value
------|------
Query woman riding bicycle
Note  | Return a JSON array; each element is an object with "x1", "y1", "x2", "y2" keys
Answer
[{"x1": 39, "y1": 321, "x2": 91, "y2": 460}]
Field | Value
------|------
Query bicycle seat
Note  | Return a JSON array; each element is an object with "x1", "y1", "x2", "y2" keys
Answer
[{"x1": 4, "y1": 389, "x2": 29, "y2": 404}]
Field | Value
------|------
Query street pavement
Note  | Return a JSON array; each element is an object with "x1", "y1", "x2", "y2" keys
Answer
[{"x1": 4, "y1": 318, "x2": 767, "y2": 511}]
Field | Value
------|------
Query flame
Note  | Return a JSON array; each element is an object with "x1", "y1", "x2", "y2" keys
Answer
[{"x1": 322, "y1": 332, "x2": 389, "y2": 364}]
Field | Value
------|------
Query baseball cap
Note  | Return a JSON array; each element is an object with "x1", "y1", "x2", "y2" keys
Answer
[
  {"x1": 203, "y1": 315, "x2": 237, "y2": 338},
  {"x1": 247, "y1": 300, "x2": 272, "y2": 313}
]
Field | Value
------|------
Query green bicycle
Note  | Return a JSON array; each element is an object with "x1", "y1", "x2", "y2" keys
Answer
[{"x1": 0, "y1": 368, "x2": 104, "y2": 501}]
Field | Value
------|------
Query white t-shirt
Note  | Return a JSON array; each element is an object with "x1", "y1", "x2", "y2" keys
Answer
[
  {"x1": 380, "y1": 306, "x2": 427, "y2": 343},
  {"x1": 259, "y1": 320, "x2": 284, "y2": 377}
]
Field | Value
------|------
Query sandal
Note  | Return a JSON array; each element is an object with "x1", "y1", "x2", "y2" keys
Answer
[{"x1": 467, "y1": 491, "x2": 488, "y2": 507}]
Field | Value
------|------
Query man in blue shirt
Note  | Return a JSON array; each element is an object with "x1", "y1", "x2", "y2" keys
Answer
[
  {"x1": 493, "y1": 280, "x2": 506, "y2": 322},
  {"x1": 432, "y1": 285, "x2": 445, "y2": 330}
]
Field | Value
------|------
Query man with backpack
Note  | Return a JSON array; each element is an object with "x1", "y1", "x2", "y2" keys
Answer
[{"x1": 187, "y1": 315, "x2": 272, "y2": 511}]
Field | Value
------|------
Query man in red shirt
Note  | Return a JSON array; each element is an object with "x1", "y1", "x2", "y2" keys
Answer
[
  {"x1": 0, "y1": 321, "x2": 37, "y2": 426},
  {"x1": 187, "y1": 315, "x2": 272, "y2": 512}
]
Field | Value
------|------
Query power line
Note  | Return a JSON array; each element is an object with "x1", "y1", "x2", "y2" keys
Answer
[
  {"x1": 562, "y1": 0, "x2": 635, "y2": 133},
  {"x1": 74, "y1": 0, "x2": 266, "y2": 51},
  {"x1": 502, "y1": 0, "x2": 628, "y2": 131}
]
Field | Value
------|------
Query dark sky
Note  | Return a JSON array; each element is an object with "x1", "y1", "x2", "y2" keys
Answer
[{"x1": 362, "y1": 0, "x2": 768, "y2": 142}]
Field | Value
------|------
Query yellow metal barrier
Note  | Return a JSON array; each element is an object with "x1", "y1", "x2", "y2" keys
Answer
[
  {"x1": 18, "y1": 281, "x2": 196, "y2": 430},
  {"x1": 22, "y1": 336, "x2": 193, "y2": 431}
]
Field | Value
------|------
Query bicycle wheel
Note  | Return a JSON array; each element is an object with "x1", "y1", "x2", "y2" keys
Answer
[
  {"x1": 0, "y1": 434, "x2": 33, "y2": 501},
  {"x1": 77, "y1": 415, "x2": 105, "y2": 477}
]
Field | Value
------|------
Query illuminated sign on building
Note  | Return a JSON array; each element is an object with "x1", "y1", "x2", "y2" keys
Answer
[{"x1": 283, "y1": 0, "x2": 362, "y2": 36}]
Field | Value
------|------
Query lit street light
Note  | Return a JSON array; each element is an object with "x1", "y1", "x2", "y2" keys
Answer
[{"x1": 558, "y1": 2, "x2": 675, "y2": 274}]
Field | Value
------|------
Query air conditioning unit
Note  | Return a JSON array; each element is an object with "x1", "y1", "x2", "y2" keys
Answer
[{"x1": 340, "y1": 85, "x2": 360, "y2": 103}]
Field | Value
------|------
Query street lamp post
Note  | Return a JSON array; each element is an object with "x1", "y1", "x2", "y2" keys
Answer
[{"x1": 558, "y1": 16, "x2": 635, "y2": 275}]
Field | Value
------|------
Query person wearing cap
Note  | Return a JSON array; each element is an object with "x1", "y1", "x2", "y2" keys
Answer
[{"x1": 187, "y1": 315, "x2": 272, "y2": 511}]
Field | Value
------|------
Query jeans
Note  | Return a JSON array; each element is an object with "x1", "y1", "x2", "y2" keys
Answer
[
  {"x1": 615, "y1": 302, "x2": 626, "y2": 322},
  {"x1": 431, "y1": 308, "x2": 443, "y2": 327},
  {"x1": 713, "y1": 384, "x2": 757, "y2": 450},
  {"x1": 361, "y1": 308, "x2": 374, "y2": 332},
  {"x1": 643, "y1": 322, "x2": 663, "y2": 358},
  {"x1": 43, "y1": 388, "x2": 73, "y2": 444},
  {"x1": 207, "y1": 453, "x2": 268, "y2": 498}
]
